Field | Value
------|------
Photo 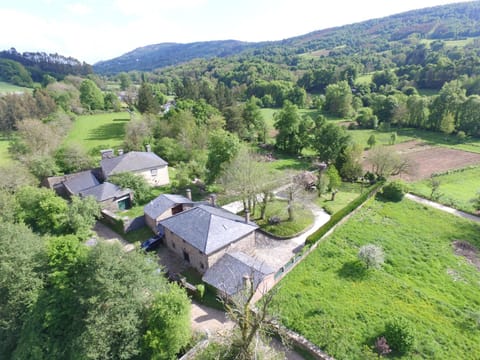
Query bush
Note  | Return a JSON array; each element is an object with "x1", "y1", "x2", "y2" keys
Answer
[
  {"x1": 384, "y1": 317, "x2": 415, "y2": 355},
  {"x1": 380, "y1": 181, "x2": 405, "y2": 202},
  {"x1": 358, "y1": 244, "x2": 384, "y2": 269}
]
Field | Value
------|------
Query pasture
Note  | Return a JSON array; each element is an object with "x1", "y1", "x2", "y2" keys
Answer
[
  {"x1": 65, "y1": 112, "x2": 130, "y2": 155},
  {"x1": 0, "y1": 81, "x2": 31, "y2": 94},
  {"x1": 273, "y1": 198, "x2": 480, "y2": 359},
  {"x1": 409, "y1": 166, "x2": 480, "y2": 214},
  {"x1": 0, "y1": 135, "x2": 13, "y2": 166}
]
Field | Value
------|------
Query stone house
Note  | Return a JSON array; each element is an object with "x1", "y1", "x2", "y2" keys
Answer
[
  {"x1": 100, "y1": 147, "x2": 169, "y2": 187},
  {"x1": 144, "y1": 193, "x2": 194, "y2": 234},
  {"x1": 44, "y1": 170, "x2": 133, "y2": 211},
  {"x1": 158, "y1": 204, "x2": 258, "y2": 274}
]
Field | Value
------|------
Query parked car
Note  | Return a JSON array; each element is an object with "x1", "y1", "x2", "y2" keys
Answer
[{"x1": 141, "y1": 234, "x2": 163, "y2": 251}]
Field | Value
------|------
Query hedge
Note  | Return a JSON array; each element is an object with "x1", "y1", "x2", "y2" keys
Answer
[{"x1": 305, "y1": 181, "x2": 385, "y2": 246}]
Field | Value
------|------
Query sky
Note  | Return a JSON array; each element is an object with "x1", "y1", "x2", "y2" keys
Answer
[{"x1": 0, "y1": 0, "x2": 470, "y2": 64}]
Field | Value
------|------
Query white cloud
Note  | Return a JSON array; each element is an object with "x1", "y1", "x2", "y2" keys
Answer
[{"x1": 66, "y1": 3, "x2": 92, "y2": 16}]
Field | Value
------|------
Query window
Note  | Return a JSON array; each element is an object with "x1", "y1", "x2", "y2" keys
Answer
[
  {"x1": 172, "y1": 241, "x2": 176, "y2": 249},
  {"x1": 150, "y1": 169, "x2": 158, "y2": 176}
]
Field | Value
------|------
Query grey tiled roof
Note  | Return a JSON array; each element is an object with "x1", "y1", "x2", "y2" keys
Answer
[
  {"x1": 63, "y1": 170, "x2": 100, "y2": 194},
  {"x1": 79, "y1": 182, "x2": 130, "y2": 202},
  {"x1": 202, "y1": 252, "x2": 274, "y2": 296},
  {"x1": 144, "y1": 194, "x2": 193, "y2": 219},
  {"x1": 159, "y1": 204, "x2": 258, "y2": 255},
  {"x1": 101, "y1": 151, "x2": 168, "y2": 177}
]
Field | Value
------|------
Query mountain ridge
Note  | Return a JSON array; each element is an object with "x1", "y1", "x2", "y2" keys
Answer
[{"x1": 93, "y1": 1, "x2": 480, "y2": 74}]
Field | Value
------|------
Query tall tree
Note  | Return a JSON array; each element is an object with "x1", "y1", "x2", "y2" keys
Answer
[
  {"x1": 137, "y1": 82, "x2": 159, "y2": 114},
  {"x1": 312, "y1": 122, "x2": 351, "y2": 165},
  {"x1": 79, "y1": 79, "x2": 104, "y2": 111},
  {"x1": 324, "y1": 80, "x2": 353, "y2": 118},
  {"x1": 206, "y1": 129, "x2": 240, "y2": 183}
]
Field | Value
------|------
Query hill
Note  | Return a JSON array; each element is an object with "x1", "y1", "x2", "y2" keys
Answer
[{"x1": 93, "y1": 1, "x2": 480, "y2": 74}]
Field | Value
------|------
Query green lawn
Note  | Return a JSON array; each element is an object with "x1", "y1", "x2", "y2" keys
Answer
[
  {"x1": 316, "y1": 182, "x2": 370, "y2": 214},
  {"x1": 274, "y1": 198, "x2": 480, "y2": 359},
  {"x1": 347, "y1": 128, "x2": 413, "y2": 148},
  {"x1": 65, "y1": 112, "x2": 130, "y2": 155},
  {"x1": 253, "y1": 199, "x2": 314, "y2": 237},
  {"x1": 0, "y1": 81, "x2": 32, "y2": 94},
  {"x1": 409, "y1": 166, "x2": 480, "y2": 214}
]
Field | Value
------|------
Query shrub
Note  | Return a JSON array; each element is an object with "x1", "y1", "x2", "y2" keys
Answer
[
  {"x1": 380, "y1": 181, "x2": 405, "y2": 202},
  {"x1": 384, "y1": 317, "x2": 415, "y2": 355},
  {"x1": 358, "y1": 244, "x2": 384, "y2": 269},
  {"x1": 196, "y1": 284, "x2": 205, "y2": 299},
  {"x1": 375, "y1": 336, "x2": 391, "y2": 356}
]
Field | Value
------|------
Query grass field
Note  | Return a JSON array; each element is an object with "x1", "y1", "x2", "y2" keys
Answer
[
  {"x1": 274, "y1": 198, "x2": 480, "y2": 359},
  {"x1": 316, "y1": 182, "x2": 370, "y2": 214},
  {"x1": 0, "y1": 135, "x2": 13, "y2": 166},
  {"x1": 65, "y1": 112, "x2": 130, "y2": 154},
  {"x1": 409, "y1": 166, "x2": 480, "y2": 214},
  {"x1": 0, "y1": 81, "x2": 32, "y2": 94}
]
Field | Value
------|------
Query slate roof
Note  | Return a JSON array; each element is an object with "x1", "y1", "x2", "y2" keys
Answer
[
  {"x1": 144, "y1": 194, "x2": 194, "y2": 219},
  {"x1": 202, "y1": 252, "x2": 274, "y2": 296},
  {"x1": 63, "y1": 170, "x2": 100, "y2": 194},
  {"x1": 101, "y1": 151, "x2": 168, "y2": 177},
  {"x1": 159, "y1": 204, "x2": 258, "y2": 255},
  {"x1": 79, "y1": 182, "x2": 130, "y2": 202}
]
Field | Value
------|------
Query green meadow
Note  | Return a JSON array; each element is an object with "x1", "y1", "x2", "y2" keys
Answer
[
  {"x1": 409, "y1": 166, "x2": 480, "y2": 214},
  {"x1": 0, "y1": 81, "x2": 32, "y2": 94},
  {"x1": 65, "y1": 112, "x2": 130, "y2": 154},
  {"x1": 274, "y1": 198, "x2": 480, "y2": 359}
]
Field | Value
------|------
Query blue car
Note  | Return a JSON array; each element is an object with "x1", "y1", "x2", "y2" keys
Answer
[{"x1": 141, "y1": 234, "x2": 163, "y2": 251}]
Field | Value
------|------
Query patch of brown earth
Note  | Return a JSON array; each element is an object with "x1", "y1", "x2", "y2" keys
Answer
[{"x1": 453, "y1": 240, "x2": 480, "y2": 272}]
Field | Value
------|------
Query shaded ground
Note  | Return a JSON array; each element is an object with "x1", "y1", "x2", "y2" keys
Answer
[
  {"x1": 92, "y1": 221, "x2": 135, "y2": 252},
  {"x1": 453, "y1": 240, "x2": 480, "y2": 272},
  {"x1": 363, "y1": 140, "x2": 480, "y2": 182}
]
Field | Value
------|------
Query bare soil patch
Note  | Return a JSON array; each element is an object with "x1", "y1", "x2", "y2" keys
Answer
[
  {"x1": 453, "y1": 240, "x2": 480, "y2": 272},
  {"x1": 363, "y1": 140, "x2": 480, "y2": 182}
]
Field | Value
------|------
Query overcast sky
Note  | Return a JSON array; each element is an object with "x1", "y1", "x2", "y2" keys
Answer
[{"x1": 0, "y1": 0, "x2": 469, "y2": 64}]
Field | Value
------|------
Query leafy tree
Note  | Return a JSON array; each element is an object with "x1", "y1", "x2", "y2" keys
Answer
[
  {"x1": 118, "y1": 72, "x2": 131, "y2": 90},
  {"x1": 66, "y1": 195, "x2": 101, "y2": 239},
  {"x1": 242, "y1": 96, "x2": 266, "y2": 142},
  {"x1": 109, "y1": 172, "x2": 151, "y2": 205},
  {"x1": 79, "y1": 79, "x2": 104, "y2": 111},
  {"x1": 124, "y1": 114, "x2": 154, "y2": 151},
  {"x1": 274, "y1": 100, "x2": 302, "y2": 154},
  {"x1": 439, "y1": 111, "x2": 455, "y2": 134},
  {"x1": 312, "y1": 121, "x2": 351, "y2": 165},
  {"x1": 143, "y1": 286, "x2": 191, "y2": 360},
  {"x1": 367, "y1": 134, "x2": 377, "y2": 148},
  {"x1": 137, "y1": 82, "x2": 159, "y2": 114},
  {"x1": 0, "y1": 222, "x2": 45, "y2": 358},
  {"x1": 55, "y1": 143, "x2": 95, "y2": 173},
  {"x1": 372, "y1": 70, "x2": 398, "y2": 89},
  {"x1": 104, "y1": 92, "x2": 122, "y2": 111},
  {"x1": 356, "y1": 107, "x2": 378, "y2": 129},
  {"x1": 457, "y1": 95, "x2": 480, "y2": 136},
  {"x1": 358, "y1": 244, "x2": 385, "y2": 269},
  {"x1": 16, "y1": 186, "x2": 68, "y2": 235},
  {"x1": 0, "y1": 163, "x2": 36, "y2": 192},
  {"x1": 366, "y1": 146, "x2": 411, "y2": 179},
  {"x1": 324, "y1": 80, "x2": 353, "y2": 118},
  {"x1": 339, "y1": 143, "x2": 363, "y2": 181},
  {"x1": 206, "y1": 129, "x2": 240, "y2": 183}
]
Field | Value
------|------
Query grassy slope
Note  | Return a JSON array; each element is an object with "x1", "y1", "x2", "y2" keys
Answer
[
  {"x1": 0, "y1": 81, "x2": 32, "y2": 94},
  {"x1": 0, "y1": 135, "x2": 13, "y2": 166},
  {"x1": 65, "y1": 112, "x2": 130, "y2": 154},
  {"x1": 274, "y1": 198, "x2": 480, "y2": 359},
  {"x1": 409, "y1": 166, "x2": 480, "y2": 214},
  {"x1": 316, "y1": 182, "x2": 370, "y2": 214}
]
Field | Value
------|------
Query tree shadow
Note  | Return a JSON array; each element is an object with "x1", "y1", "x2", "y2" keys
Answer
[
  {"x1": 337, "y1": 260, "x2": 368, "y2": 281},
  {"x1": 87, "y1": 123, "x2": 126, "y2": 141}
]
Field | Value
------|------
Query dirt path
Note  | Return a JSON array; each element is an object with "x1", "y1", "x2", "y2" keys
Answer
[
  {"x1": 92, "y1": 221, "x2": 135, "y2": 251},
  {"x1": 405, "y1": 193, "x2": 480, "y2": 223}
]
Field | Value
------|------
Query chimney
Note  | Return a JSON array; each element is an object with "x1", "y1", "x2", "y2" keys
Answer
[
  {"x1": 244, "y1": 209, "x2": 250, "y2": 223},
  {"x1": 209, "y1": 194, "x2": 217, "y2": 207},
  {"x1": 145, "y1": 144, "x2": 151, "y2": 152},
  {"x1": 242, "y1": 274, "x2": 251, "y2": 290},
  {"x1": 117, "y1": 149, "x2": 124, "y2": 156},
  {"x1": 186, "y1": 188, "x2": 192, "y2": 201}
]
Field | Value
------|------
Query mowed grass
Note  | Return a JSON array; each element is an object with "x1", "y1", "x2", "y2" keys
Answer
[
  {"x1": 347, "y1": 129, "x2": 413, "y2": 148},
  {"x1": 316, "y1": 182, "x2": 370, "y2": 214},
  {"x1": 65, "y1": 112, "x2": 130, "y2": 153},
  {"x1": 409, "y1": 166, "x2": 480, "y2": 214},
  {"x1": 273, "y1": 198, "x2": 480, "y2": 359},
  {"x1": 0, "y1": 81, "x2": 31, "y2": 94}
]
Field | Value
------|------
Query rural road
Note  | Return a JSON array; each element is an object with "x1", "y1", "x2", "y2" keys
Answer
[{"x1": 405, "y1": 193, "x2": 480, "y2": 223}]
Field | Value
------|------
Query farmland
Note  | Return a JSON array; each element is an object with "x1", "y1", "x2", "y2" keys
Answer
[
  {"x1": 0, "y1": 135, "x2": 13, "y2": 166},
  {"x1": 274, "y1": 198, "x2": 480, "y2": 359},
  {"x1": 0, "y1": 81, "x2": 31, "y2": 94}
]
